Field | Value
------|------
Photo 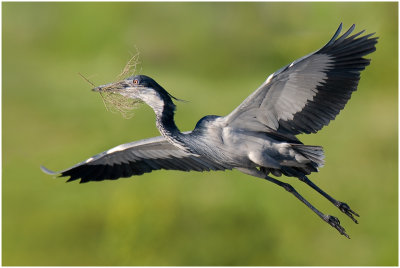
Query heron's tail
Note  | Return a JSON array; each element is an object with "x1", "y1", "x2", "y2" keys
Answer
[
  {"x1": 292, "y1": 144, "x2": 325, "y2": 168},
  {"x1": 275, "y1": 144, "x2": 325, "y2": 178},
  {"x1": 264, "y1": 144, "x2": 325, "y2": 178}
]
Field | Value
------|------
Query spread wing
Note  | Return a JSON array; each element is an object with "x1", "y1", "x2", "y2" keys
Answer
[
  {"x1": 224, "y1": 23, "x2": 378, "y2": 135},
  {"x1": 41, "y1": 135, "x2": 229, "y2": 183}
]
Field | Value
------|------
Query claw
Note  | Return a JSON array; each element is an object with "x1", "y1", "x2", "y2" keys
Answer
[
  {"x1": 337, "y1": 202, "x2": 359, "y2": 224},
  {"x1": 324, "y1": 215, "x2": 350, "y2": 239}
]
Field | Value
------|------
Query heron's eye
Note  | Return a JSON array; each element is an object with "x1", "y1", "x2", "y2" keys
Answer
[{"x1": 133, "y1": 79, "x2": 139, "y2": 85}]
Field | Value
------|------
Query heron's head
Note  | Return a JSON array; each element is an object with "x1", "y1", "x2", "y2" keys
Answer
[{"x1": 93, "y1": 75, "x2": 177, "y2": 116}]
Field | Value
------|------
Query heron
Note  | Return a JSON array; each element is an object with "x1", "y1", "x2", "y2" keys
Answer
[{"x1": 41, "y1": 23, "x2": 377, "y2": 238}]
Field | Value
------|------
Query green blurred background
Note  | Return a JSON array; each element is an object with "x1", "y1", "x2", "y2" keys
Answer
[{"x1": 3, "y1": 2, "x2": 398, "y2": 266}]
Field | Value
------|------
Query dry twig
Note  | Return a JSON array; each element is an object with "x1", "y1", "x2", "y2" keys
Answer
[{"x1": 78, "y1": 51, "x2": 142, "y2": 119}]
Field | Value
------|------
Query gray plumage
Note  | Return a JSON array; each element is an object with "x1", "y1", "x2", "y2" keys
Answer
[{"x1": 42, "y1": 24, "x2": 377, "y2": 238}]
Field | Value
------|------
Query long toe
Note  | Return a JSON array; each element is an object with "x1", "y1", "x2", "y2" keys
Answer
[
  {"x1": 324, "y1": 215, "x2": 350, "y2": 239},
  {"x1": 337, "y1": 202, "x2": 359, "y2": 223}
]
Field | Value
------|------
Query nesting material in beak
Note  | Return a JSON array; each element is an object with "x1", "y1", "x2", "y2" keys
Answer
[
  {"x1": 80, "y1": 52, "x2": 143, "y2": 119},
  {"x1": 98, "y1": 90, "x2": 142, "y2": 119},
  {"x1": 79, "y1": 73, "x2": 142, "y2": 119},
  {"x1": 92, "y1": 81, "x2": 142, "y2": 119}
]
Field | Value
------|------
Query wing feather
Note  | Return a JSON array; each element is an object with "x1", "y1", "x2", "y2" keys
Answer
[
  {"x1": 41, "y1": 135, "x2": 228, "y2": 183},
  {"x1": 224, "y1": 23, "x2": 377, "y2": 135}
]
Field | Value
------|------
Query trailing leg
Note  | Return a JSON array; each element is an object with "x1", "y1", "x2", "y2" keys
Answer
[
  {"x1": 298, "y1": 175, "x2": 359, "y2": 223},
  {"x1": 236, "y1": 168, "x2": 350, "y2": 238}
]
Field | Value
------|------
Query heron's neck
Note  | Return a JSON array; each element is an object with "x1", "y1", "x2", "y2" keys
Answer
[
  {"x1": 154, "y1": 101, "x2": 187, "y2": 147},
  {"x1": 155, "y1": 102, "x2": 178, "y2": 134}
]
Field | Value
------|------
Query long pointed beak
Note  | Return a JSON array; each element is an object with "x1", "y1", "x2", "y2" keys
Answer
[
  {"x1": 92, "y1": 86, "x2": 102, "y2": 92},
  {"x1": 92, "y1": 81, "x2": 127, "y2": 93}
]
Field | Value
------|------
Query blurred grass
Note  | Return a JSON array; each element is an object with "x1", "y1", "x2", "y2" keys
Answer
[{"x1": 2, "y1": 2, "x2": 398, "y2": 266}]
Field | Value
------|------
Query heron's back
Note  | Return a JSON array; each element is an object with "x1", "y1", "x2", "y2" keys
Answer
[{"x1": 185, "y1": 116, "x2": 324, "y2": 176}]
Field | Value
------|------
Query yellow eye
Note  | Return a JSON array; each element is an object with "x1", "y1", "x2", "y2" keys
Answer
[{"x1": 133, "y1": 79, "x2": 139, "y2": 85}]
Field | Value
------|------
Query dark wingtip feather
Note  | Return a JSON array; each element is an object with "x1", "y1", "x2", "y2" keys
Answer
[
  {"x1": 335, "y1": 24, "x2": 356, "y2": 43},
  {"x1": 66, "y1": 177, "x2": 79, "y2": 183},
  {"x1": 323, "y1": 23, "x2": 343, "y2": 48},
  {"x1": 320, "y1": 23, "x2": 377, "y2": 53}
]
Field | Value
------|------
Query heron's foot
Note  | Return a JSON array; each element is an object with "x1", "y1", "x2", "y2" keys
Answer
[
  {"x1": 324, "y1": 215, "x2": 350, "y2": 239},
  {"x1": 336, "y1": 202, "x2": 359, "y2": 224}
]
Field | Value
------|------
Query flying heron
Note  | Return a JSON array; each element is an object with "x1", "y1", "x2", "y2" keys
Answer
[{"x1": 42, "y1": 24, "x2": 377, "y2": 238}]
